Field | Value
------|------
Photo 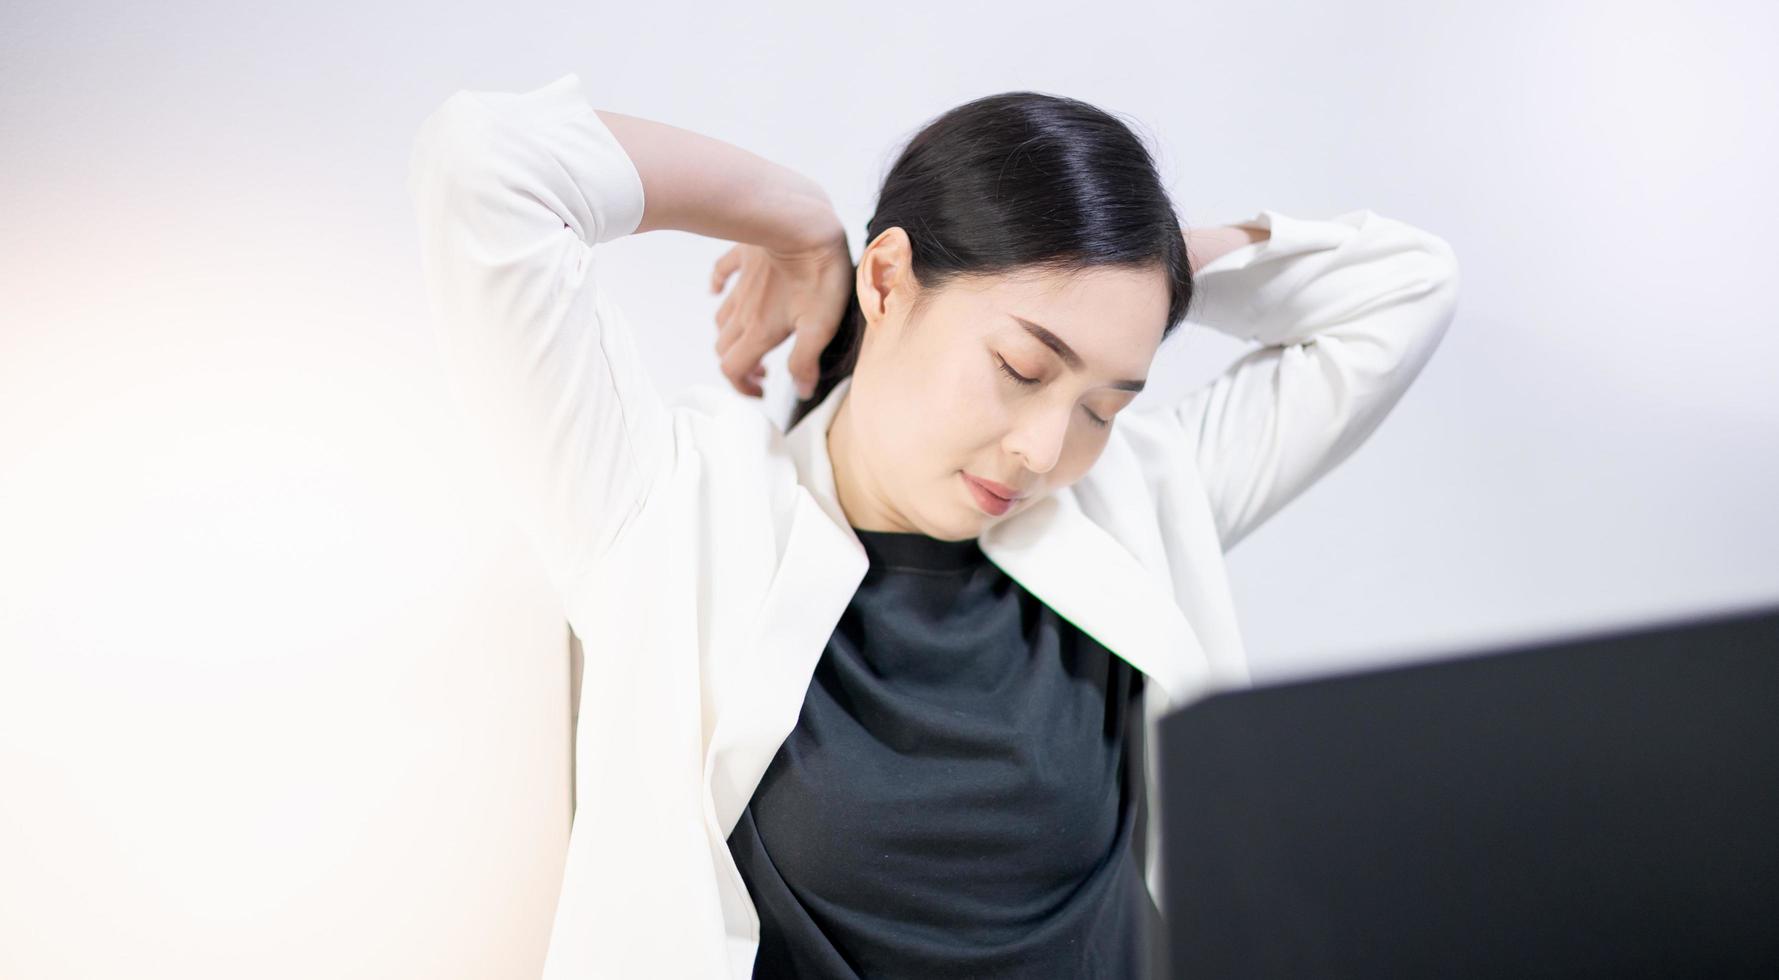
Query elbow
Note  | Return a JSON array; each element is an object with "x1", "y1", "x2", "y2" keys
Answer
[
  {"x1": 406, "y1": 91, "x2": 495, "y2": 212},
  {"x1": 1371, "y1": 211, "x2": 1460, "y2": 297},
  {"x1": 1413, "y1": 232, "x2": 1462, "y2": 352},
  {"x1": 1417, "y1": 229, "x2": 1461, "y2": 295},
  {"x1": 1363, "y1": 209, "x2": 1459, "y2": 272}
]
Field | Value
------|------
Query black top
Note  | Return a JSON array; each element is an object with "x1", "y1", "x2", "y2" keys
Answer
[{"x1": 725, "y1": 527, "x2": 1165, "y2": 978}]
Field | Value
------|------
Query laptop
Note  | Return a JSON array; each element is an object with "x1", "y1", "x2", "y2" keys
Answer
[{"x1": 1155, "y1": 601, "x2": 1779, "y2": 979}]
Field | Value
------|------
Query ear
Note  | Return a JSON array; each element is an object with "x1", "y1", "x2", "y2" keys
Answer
[{"x1": 858, "y1": 226, "x2": 915, "y2": 328}]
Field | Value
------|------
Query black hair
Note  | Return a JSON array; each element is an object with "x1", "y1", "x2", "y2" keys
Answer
[{"x1": 787, "y1": 90, "x2": 1196, "y2": 431}]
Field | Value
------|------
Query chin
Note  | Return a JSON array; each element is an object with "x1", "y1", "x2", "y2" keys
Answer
[{"x1": 924, "y1": 511, "x2": 979, "y2": 541}]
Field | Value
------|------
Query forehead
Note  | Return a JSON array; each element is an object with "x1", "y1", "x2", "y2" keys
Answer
[{"x1": 936, "y1": 264, "x2": 1171, "y2": 358}]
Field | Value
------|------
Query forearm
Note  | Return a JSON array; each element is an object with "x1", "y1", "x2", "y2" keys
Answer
[
  {"x1": 1185, "y1": 222, "x2": 1271, "y2": 275},
  {"x1": 595, "y1": 109, "x2": 843, "y2": 254}
]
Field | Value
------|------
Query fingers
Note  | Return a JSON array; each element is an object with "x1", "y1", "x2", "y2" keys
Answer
[
  {"x1": 709, "y1": 242, "x2": 836, "y2": 399},
  {"x1": 714, "y1": 317, "x2": 747, "y2": 395},
  {"x1": 719, "y1": 318, "x2": 789, "y2": 400},
  {"x1": 710, "y1": 244, "x2": 742, "y2": 295},
  {"x1": 785, "y1": 317, "x2": 824, "y2": 399},
  {"x1": 715, "y1": 287, "x2": 738, "y2": 329}
]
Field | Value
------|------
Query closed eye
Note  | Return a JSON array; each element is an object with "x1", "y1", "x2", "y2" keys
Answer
[
  {"x1": 996, "y1": 354, "x2": 1111, "y2": 429},
  {"x1": 996, "y1": 355, "x2": 1039, "y2": 387}
]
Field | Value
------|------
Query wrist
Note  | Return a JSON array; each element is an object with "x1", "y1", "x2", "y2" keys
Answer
[
  {"x1": 760, "y1": 175, "x2": 846, "y2": 257},
  {"x1": 1185, "y1": 223, "x2": 1270, "y2": 275}
]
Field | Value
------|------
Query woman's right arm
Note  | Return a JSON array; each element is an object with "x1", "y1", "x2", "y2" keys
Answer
[
  {"x1": 595, "y1": 107, "x2": 841, "y2": 253},
  {"x1": 405, "y1": 72, "x2": 836, "y2": 599}
]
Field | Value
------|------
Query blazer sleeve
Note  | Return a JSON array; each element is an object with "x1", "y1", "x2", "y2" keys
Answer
[
  {"x1": 1161, "y1": 207, "x2": 1461, "y2": 552},
  {"x1": 405, "y1": 72, "x2": 672, "y2": 598}
]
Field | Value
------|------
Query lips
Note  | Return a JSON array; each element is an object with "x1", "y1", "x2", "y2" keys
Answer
[
  {"x1": 966, "y1": 473, "x2": 1025, "y2": 501},
  {"x1": 963, "y1": 474, "x2": 1015, "y2": 516}
]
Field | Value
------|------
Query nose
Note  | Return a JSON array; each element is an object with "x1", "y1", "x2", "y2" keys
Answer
[{"x1": 1003, "y1": 403, "x2": 1070, "y2": 476}]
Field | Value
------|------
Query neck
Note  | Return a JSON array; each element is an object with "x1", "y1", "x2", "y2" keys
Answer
[{"x1": 827, "y1": 388, "x2": 901, "y2": 533}]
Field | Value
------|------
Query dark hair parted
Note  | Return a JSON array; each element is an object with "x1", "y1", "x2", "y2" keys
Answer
[{"x1": 786, "y1": 90, "x2": 1197, "y2": 431}]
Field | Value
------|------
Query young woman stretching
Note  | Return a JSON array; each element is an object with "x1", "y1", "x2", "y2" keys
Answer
[{"x1": 407, "y1": 71, "x2": 1460, "y2": 979}]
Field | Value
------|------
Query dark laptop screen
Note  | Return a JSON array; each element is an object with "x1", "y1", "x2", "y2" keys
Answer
[{"x1": 1157, "y1": 602, "x2": 1779, "y2": 979}]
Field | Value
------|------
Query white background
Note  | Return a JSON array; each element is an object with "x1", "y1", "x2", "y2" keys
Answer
[{"x1": 3, "y1": 1, "x2": 1776, "y2": 976}]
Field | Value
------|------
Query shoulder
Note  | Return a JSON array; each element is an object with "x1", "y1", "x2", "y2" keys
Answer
[
  {"x1": 588, "y1": 383, "x2": 797, "y2": 583},
  {"x1": 666, "y1": 385, "x2": 788, "y2": 457},
  {"x1": 662, "y1": 383, "x2": 802, "y2": 502},
  {"x1": 1080, "y1": 409, "x2": 1202, "y2": 502},
  {"x1": 667, "y1": 383, "x2": 779, "y2": 436},
  {"x1": 1071, "y1": 409, "x2": 1223, "y2": 556}
]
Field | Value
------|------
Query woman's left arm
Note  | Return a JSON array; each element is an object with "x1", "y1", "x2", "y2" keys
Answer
[
  {"x1": 1160, "y1": 208, "x2": 1462, "y2": 551},
  {"x1": 1185, "y1": 221, "x2": 1271, "y2": 273}
]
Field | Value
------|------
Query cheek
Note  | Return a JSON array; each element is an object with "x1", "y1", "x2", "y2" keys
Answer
[
  {"x1": 910, "y1": 359, "x2": 997, "y2": 439},
  {"x1": 876, "y1": 349, "x2": 1007, "y2": 475},
  {"x1": 955, "y1": 374, "x2": 1015, "y2": 453},
  {"x1": 869, "y1": 375, "x2": 961, "y2": 473},
  {"x1": 1055, "y1": 437, "x2": 1108, "y2": 486}
]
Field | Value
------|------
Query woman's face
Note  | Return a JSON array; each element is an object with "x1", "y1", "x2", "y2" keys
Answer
[{"x1": 831, "y1": 226, "x2": 1169, "y2": 540}]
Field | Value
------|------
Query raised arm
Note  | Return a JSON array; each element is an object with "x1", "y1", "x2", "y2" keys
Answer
[
  {"x1": 405, "y1": 72, "x2": 837, "y2": 599},
  {"x1": 1162, "y1": 208, "x2": 1461, "y2": 551},
  {"x1": 594, "y1": 108, "x2": 840, "y2": 251}
]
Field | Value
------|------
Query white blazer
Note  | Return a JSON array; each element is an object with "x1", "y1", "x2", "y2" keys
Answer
[{"x1": 406, "y1": 71, "x2": 1461, "y2": 979}]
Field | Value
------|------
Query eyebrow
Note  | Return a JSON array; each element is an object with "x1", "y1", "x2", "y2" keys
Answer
[{"x1": 1009, "y1": 315, "x2": 1148, "y2": 392}]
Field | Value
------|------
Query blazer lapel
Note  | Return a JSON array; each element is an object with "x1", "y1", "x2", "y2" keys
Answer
[
  {"x1": 979, "y1": 487, "x2": 1210, "y2": 711},
  {"x1": 705, "y1": 379, "x2": 868, "y2": 840},
  {"x1": 706, "y1": 374, "x2": 1214, "y2": 839}
]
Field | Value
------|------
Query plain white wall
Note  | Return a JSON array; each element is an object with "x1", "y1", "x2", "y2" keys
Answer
[{"x1": 3, "y1": 0, "x2": 1775, "y2": 976}]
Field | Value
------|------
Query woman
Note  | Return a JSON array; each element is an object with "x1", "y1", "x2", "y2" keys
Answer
[{"x1": 407, "y1": 72, "x2": 1459, "y2": 979}]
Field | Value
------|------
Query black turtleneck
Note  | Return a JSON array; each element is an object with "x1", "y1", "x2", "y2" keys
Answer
[{"x1": 724, "y1": 527, "x2": 1163, "y2": 978}]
